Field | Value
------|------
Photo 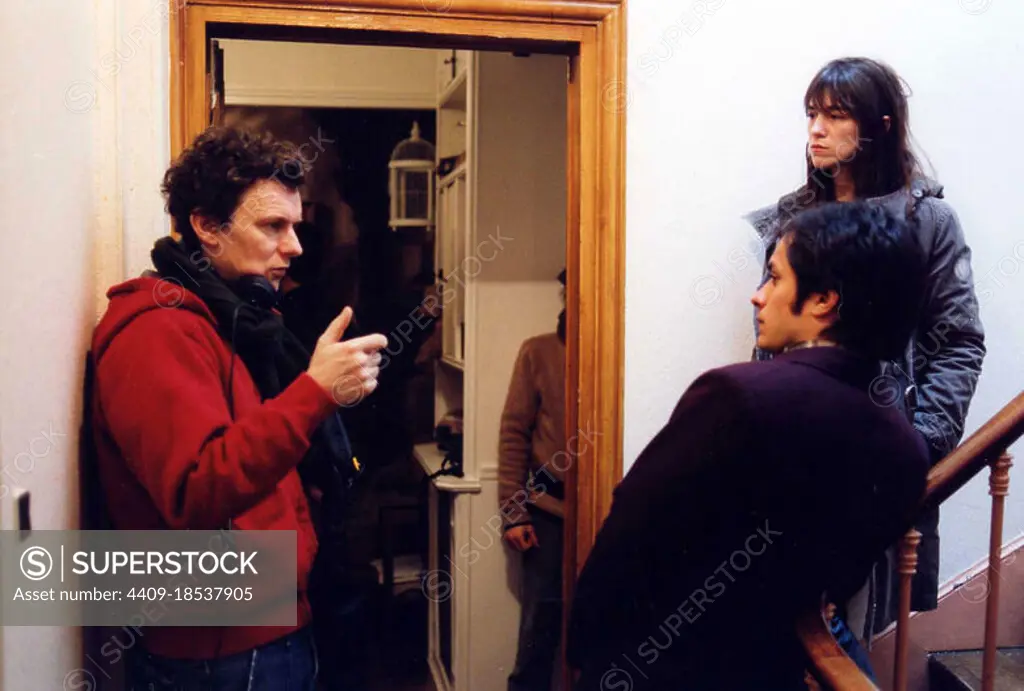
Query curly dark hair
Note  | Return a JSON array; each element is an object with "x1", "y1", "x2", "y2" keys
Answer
[
  {"x1": 161, "y1": 126, "x2": 305, "y2": 249},
  {"x1": 783, "y1": 201, "x2": 927, "y2": 361}
]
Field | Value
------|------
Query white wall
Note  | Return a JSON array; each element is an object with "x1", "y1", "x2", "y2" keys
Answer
[
  {"x1": 468, "y1": 51, "x2": 567, "y2": 691},
  {"x1": 0, "y1": 2, "x2": 96, "y2": 688},
  {"x1": 623, "y1": 0, "x2": 1024, "y2": 582},
  {"x1": 221, "y1": 40, "x2": 442, "y2": 109},
  {"x1": 470, "y1": 51, "x2": 568, "y2": 482},
  {"x1": 0, "y1": 1, "x2": 169, "y2": 688},
  {"x1": 3, "y1": 1, "x2": 1021, "y2": 685}
]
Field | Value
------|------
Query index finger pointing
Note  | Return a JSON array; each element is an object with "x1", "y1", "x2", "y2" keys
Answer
[{"x1": 345, "y1": 333, "x2": 389, "y2": 352}]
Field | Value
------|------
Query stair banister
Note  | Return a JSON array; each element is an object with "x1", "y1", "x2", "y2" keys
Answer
[{"x1": 799, "y1": 390, "x2": 1024, "y2": 690}]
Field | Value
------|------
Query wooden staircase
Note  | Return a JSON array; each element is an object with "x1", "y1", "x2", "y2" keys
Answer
[
  {"x1": 798, "y1": 390, "x2": 1024, "y2": 690},
  {"x1": 929, "y1": 648, "x2": 1024, "y2": 691}
]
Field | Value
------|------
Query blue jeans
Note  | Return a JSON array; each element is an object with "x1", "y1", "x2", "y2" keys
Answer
[
  {"x1": 509, "y1": 508, "x2": 563, "y2": 691},
  {"x1": 127, "y1": 627, "x2": 318, "y2": 691},
  {"x1": 832, "y1": 614, "x2": 878, "y2": 684}
]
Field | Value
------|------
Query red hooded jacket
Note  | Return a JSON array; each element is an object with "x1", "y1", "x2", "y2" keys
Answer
[{"x1": 90, "y1": 276, "x2": 331, "y2": 659}]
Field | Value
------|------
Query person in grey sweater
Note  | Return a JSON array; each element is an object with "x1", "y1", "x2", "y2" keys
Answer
[{"x1": 745, "y1": 57, "x2": 986, "y2": 642}]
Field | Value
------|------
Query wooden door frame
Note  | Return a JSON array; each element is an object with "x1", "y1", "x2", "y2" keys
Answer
[{"x1": 169, "y1": 0, "x2": 625, "y2": 651}]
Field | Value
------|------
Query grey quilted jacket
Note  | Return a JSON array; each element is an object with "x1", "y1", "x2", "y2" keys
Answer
[{"x1": 744, "y1": 178, "x2": 986, "y2": 631}]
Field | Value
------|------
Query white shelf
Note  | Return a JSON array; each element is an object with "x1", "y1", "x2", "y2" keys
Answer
[
  {"x1": 389, "y1": 218, "x2": 434, "y2": 229},
  {"x1": 370, "y1": 555, "x2": 424, "y2": 595},
  {"x1": 439, "y1": 355, "x2": 465, "y2": 372},
  {"x1": 438, "y1": 68, "x2": 468, "y2": 109},
  {"x1": 437, "y1": 163, "x2": 467, "y2": 190},
  {"x1": 414, "y1": 442, "x2": 480, "y2": 493}
]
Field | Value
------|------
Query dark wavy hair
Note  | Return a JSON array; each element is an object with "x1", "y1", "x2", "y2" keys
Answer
[
  {"x1": 161, "y1": 126, "x2": 305, "y2": 249},
  {"x1": 781, "y1": 57, "x2": 923, "y2": 213},
  {"x1": 783, "y1": 201, "x2": 926, "y2": 361}
]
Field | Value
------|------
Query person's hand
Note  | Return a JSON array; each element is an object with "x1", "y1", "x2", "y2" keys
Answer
[
  {"x1": 503, "y1": 524, "x2": 539, "y2": 552},
  {"x1": 307, "y1": 307, "x2": 388, "y2": 406}
]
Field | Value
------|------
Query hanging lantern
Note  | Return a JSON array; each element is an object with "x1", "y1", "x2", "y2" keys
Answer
[{"x1": 388, "y1": 121, "x2": 435, "y2": 229}]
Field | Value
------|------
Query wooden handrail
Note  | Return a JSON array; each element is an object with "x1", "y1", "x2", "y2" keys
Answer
[
  {"x1": 798, "y1": 389, "x2": 1024, "y2": 690},
  {"x1": 796, "y1": 604, "x2": 881, "y2": 691},
  {"x1": 922, "y1": 390, "x2": 1024, "y2": 508}
]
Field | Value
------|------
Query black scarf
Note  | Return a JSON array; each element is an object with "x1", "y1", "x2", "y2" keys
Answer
[
  {"x1": 152, "y1": 237, "x2": 309, "y2": 398},
  {"x1": 150, "y1": 237, "x2": 356, "y2": 527}
]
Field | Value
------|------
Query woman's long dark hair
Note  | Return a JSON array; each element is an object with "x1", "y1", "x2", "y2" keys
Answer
[{"x1": 782, "y1": 57, "x2": 923, "y2": 211}]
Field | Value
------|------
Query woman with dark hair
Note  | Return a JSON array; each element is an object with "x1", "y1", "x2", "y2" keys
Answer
[{"x1": 746, "y1": 56, "x2": 986, "y2": 669}]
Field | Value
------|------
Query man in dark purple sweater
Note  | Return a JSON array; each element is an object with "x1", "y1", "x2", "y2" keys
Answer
[{"x1": 568, "y1": 202, "x2": 931, "y2": 690}]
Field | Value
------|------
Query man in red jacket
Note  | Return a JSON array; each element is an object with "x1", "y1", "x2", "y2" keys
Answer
[{"x1": 90, "y1": 126, "x2": 387, "y2": 690}]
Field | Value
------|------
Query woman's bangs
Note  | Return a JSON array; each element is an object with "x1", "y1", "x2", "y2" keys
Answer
[{"x1": 804, "y1": 70, "x2": 856, "y2": 115}]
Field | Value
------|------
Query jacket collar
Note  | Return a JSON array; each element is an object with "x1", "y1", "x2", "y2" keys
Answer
[
  {"x1": 744, "y1": 176, "x2": 945, "y2": 243},
  {"x1": 773, "y1": 344, "x2": 881, "y2": 391}
]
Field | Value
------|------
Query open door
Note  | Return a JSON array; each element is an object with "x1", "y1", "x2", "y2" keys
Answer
[
  {"x1": 171, "y1": 4, "x2": 626, "y2": 689},
  {"x1": 207, "y1": 38, "x2": 225, "y2": 127}
]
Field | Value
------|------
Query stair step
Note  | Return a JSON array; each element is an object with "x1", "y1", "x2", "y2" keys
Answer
[{"x1": 928, "y1": 648, "x2": 1024, "y2": 691}]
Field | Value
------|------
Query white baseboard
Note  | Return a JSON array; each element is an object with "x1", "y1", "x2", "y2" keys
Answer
[{"x1": 937, "y1": 531, "x2": 1024, "y2": 601}]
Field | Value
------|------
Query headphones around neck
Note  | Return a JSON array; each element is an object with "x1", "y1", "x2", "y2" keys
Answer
[{"x1": 233, "y1": 274, "x2": 279, "y2": 311}]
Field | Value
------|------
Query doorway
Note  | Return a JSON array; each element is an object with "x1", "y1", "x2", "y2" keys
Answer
[{"x1": 169, "y1": 2, "x2": 626, "y2": 689}]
